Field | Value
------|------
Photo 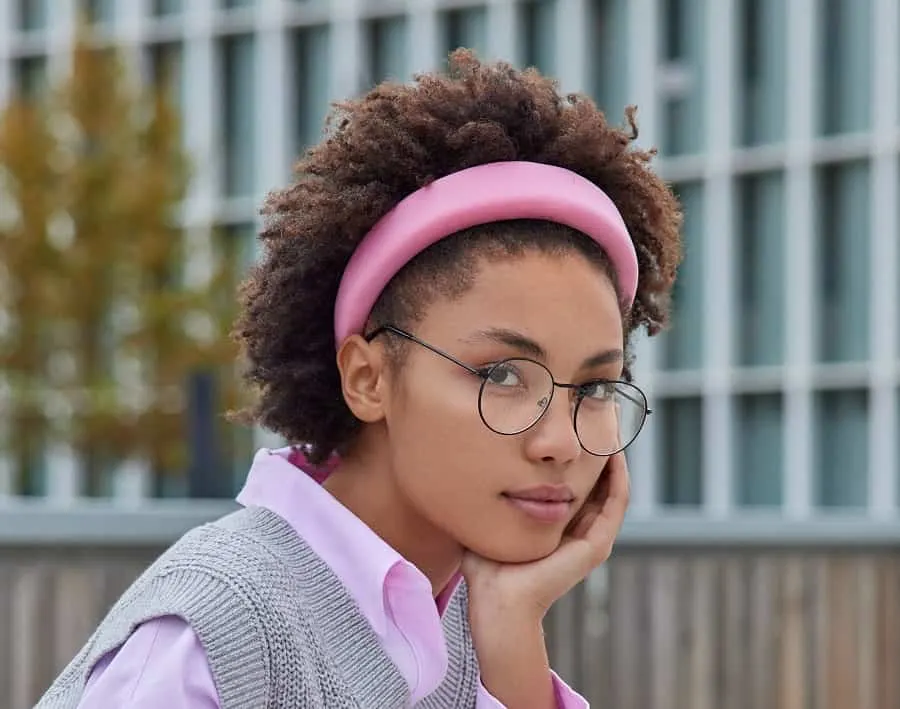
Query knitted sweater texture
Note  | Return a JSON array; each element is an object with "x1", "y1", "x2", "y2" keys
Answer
[{"x1": 35, "y1": 506, "x2": 479, "y2": 708}]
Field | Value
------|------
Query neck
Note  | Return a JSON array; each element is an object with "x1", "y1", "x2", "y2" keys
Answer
[{"x1": 321, "y1": 443, "x2": 462, "y2": 596}]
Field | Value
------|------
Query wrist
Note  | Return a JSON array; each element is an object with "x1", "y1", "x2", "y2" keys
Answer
[
  {"x1": 471, "y1": 611, "x2": 555, "y2": 709},
  {"x1": 472, "y1": 608, "x2": 544, "y2": 654}
]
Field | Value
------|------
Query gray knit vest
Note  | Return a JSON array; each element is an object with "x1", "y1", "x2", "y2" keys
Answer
[{"x1": 35, "y1": 506, "x2": 479, "y2": 708}]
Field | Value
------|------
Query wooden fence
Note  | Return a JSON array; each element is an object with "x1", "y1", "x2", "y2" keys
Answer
[
  {"x1": 546, "y1": 548, "x2": 900, "y2": 709},
  {"x1": 4, "y1": 534, "x2": 900, "y2": 708}
]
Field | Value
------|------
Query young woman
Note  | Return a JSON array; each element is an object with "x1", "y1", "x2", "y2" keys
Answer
[{"x1": 38, "y1": 50, "x2": 682, "y2": 708}]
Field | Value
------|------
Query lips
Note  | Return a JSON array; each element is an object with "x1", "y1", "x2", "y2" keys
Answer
[
  {"x1": 502, "y1": 484, "x2": 576, "y2": 523},
  {"x1": 503, "y1": 484, "x2": 576, "y2": 503}
]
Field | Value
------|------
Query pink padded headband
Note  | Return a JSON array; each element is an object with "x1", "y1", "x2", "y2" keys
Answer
[{"x1": 333, "y1": 161, "x2": 638, "y2": 346}]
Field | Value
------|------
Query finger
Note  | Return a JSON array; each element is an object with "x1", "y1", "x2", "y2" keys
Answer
[
  {"x1": 548, "y1": 454, "x2": 630, "y2": 580},
  {"x1": 582, "y1": 452, "x2": 630, "y2": 561},
  {"x1": 567, "y1": 454, "x2": 617, "y2": 535},
  {"x1": 568, "y1": 505, "x2": 601, "y2": 539},
  {"x1": 589, "y1": 462, "x2": 612, "y2": 503}
]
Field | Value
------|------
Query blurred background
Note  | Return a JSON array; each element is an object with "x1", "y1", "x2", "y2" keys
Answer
[{"x1": 0, "y1": 0, "x2": 898, "y2": 707}]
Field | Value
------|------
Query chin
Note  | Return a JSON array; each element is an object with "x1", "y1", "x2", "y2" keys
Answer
[{"x1": 467, "y1": 533, "x2": 562, "y2": 564}]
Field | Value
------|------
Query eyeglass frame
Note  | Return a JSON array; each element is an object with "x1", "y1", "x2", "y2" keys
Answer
[{"x1": 364, "y1": 324, "x2": 652, "y2": 457}]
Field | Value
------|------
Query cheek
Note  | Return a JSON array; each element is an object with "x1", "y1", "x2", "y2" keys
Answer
[
  {"x1": 387, "y1": 381, "x2": 506, "y2": 518},
  {"x1": 390, "y1": 381, "x2": 495, "y2": 492},
  {"x1": 389, "y1": 369, "x2": 485, "y2": 455}
]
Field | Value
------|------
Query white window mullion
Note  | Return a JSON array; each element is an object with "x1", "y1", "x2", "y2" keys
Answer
[
  {"x1": 701, "y1": 0, "x2": 735, "y2": 519},
  {"x1": 183, "y1": 0, "x2": 219, "y2": 227},
  {"x1": 0, "y1": 0, "x2": 13, "y2": 105},
  {"x1": 117, "y1": 0, "x2": 148, "y2": 47},
  {"x1": 867, "y1": 0, "x2": 899, "y2": 518},
  {"x1": 106, "y1": 0, "x2": 154, "y2": 504},
  {"x1": 255, "y1": 0, "x2": 291, "y2": 200},
  {"x1": 253, "y1": 0, "x2": 291, "y2": 453},
  {"x1": 554, "y1": 0, "x2": 588, "y2": 93},
  {"x1": 47, "y1": 0, "x2": 77, "y2": 79},
  {"x1": 41, "y1": 0, "x2": 82, "y2": 501},
  {"x1": 329, "y1": 0, "x2": 362, "y2": 104},
  {"x1": 0, "y1": 0, "x2": 14, "y2": 496},
  {"x1": 782, "y1": 0, "x2": 816, "y2": 520},
  {"x1": 486, "y1": 0, "x2": 519, "y2": 65},
  {"x1": 624, "y1": 0, "x2": 660, "y2": 518},
  {"x1": 407, "y1": 0, "x2": 440, "y2": 74}
]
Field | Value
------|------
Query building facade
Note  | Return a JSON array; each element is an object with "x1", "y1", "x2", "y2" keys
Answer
[{"x1": 0, "y1": 0, "x2": 898, "y2": 529}]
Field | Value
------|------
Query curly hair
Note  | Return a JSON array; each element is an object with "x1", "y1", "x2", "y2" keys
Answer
[{"x1": 232, "y1": 50, "x2": 683, "y2": 464}]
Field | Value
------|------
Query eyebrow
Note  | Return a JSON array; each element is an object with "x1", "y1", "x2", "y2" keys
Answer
[{"x1": 462, "y1": 328, "x2": 624, "y2": 369}]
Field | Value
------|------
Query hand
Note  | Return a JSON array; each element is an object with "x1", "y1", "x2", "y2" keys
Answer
[
  {"x1": 460, "y1": 453, "x2": 630, "y2": 708},
  {"x1": 462, "y1": 451, "x2": 630, "y2": 621}
]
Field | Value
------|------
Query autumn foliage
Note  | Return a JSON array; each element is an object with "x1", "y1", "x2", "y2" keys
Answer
[{"x1": 0, "y1": 37, "x2": 239, "y2": 494}]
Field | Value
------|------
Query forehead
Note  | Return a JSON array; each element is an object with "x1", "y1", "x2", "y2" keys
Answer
[{"x1": 415, "y1": 251, "x2": 623, "y2": 359}]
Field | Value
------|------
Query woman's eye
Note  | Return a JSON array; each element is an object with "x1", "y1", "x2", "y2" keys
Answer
[
  {"x1": 581, "y1": 381, "x2": 615, "y2": 399},
  {"x1": 484, "y1": 364, "x2": 521, "y2": 386}
]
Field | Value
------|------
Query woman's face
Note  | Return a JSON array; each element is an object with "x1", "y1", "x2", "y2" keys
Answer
[{"x1": 382, "y1": 249, "x2": 626, "y2": 564}]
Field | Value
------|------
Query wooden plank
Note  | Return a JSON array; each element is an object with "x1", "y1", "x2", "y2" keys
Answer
[
  {"x1": 649, "y1": 556, "x2": 681, "y2": 709},
  {"x1": 687, "y1": 555, "x2": 717, "y2": 709},
  {"x1": 608, "y1": 555, "x2": 645, "y2": 709},
  {"x1": 855, "y1": 554, "x2": 878, "y2": 709},
  {"x1": 52, "y1": 565, "x2": 102, "y2": 675},
  {"x1": 579, "y1": 566, "x2": 611, "y2": 705},
  {"x1": 0, "y1": 562, "x2": 15, "y2": 709},
  {"x1": 10, "y1": 561, "x2": 54, "y2": 709},
  {"x1": 721, "y1": 555, "x2": 748, "y2": 709},
  {"x1": 877, "y1": 555, "x2": 900, "y2": 708},
  {"x1": 6, "y1": 543, "x2": 900, "y2": 708},
  {"x1": 748, "y1": 554, "x2": 778, "y2": 709},
  {"x1": 825, "y1": 555, "x2": 858, "y2": 709},
  {"x1": 778, "y1": 555, "x2": 808, "y2": 709}
]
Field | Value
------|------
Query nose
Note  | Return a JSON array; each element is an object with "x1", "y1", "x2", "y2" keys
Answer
[{"x1": 521, "y1": 388, "x2": 582, "y2": 464}]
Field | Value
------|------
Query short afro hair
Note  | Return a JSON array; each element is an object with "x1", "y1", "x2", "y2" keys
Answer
[{"x1": 232, "y1": 50, "x2": 683, "y2": 463}]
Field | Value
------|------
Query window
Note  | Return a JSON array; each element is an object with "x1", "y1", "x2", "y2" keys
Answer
[
  {"x1": 151, "y1": 0, "x2": 182, "y2": 16},
  {"x1": 815, "y1": 390, "x2": 869, "y2": 508},
  {"x1": 588, "y1": 0, "x2": 628, "y2": 118},
  {"x1": 17, "y1": 0, "x2": 49, "y2": 31},
  {"x1": 13, "y1": 56, "x2": 49, "y2": 100},
  {"x1": 735, "y1": 172, "x2": 785, "y2": 366},
  {"x1": 815, "y1": 161, "x2": 870, "y2": 363},
  {"x1": 293, "y1": 26, "x2": 331, "y2": 154},
  {"x1": 147, "y1": 42, "x2": 185, "y2": 110},
  {"x1": 662, "y1": 182, "x2": 704, "y2": 370},
  {"x1": 215, "y1": 224, "x2": 257, "y2": 305},
  {"x1": 214, "y1": 223, "x2": 257, "y2": 494},
  {"x1": 658, "y1": 0, "x2": 705, "y2": 156},
  {"x1": 13, "y1": 430, "x2": 47, "y2": 497},
  {"x1": 658, "y1": 396, "x2": 703, "y2": 506},
  {"x1": 818, "y1": 0, "x2": 872, "y2": 136},
  {"x1": 367, "y1": 16, "x2": 408, "y2": 87},
  {"x1": 520, "y1": 0, "x2": 556, "y2": 76},
  {"x1": 221, "y1": 35, "x2": 256, "y2": 197},
  {"x1": 735, "y1": 0, "x2": 785, "y2": 146},
  {"x1": 734, "y1": 394, "x2": 783, "y2": 507},
  {"x1": 442, "y1": 7, "x2": 489, "y2": 59},
  {"x1": 82, "y1": 0, "x2": 115, "y2": 24}
]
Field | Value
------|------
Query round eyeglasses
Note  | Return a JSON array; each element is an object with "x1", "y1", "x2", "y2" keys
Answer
[{"x1": 365, "y1": 325, "x2": 652, "y2": 457}]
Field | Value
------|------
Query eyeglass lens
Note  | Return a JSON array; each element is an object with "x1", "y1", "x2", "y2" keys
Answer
[{"x1": 478, "y1": 359, "x2": 647, "y2": 455}]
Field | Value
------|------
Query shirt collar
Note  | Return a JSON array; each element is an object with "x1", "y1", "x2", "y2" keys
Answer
[{"x1": 236, "y1": 447, "x2": 407, "y2": 637}]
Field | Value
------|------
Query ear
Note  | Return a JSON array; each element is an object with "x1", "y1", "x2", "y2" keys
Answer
[{"x1": 336, "y1": 334, "x2": 389, "y2": 423}]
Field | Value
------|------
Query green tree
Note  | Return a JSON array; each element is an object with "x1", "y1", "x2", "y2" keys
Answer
[{"x1": 0, "y1": 36, "x2": 239, "y2": 495}]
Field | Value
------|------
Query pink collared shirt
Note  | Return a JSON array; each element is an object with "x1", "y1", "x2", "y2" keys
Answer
[{"x1": 77, "y1": 448, "x2": 588, "y2": 708}]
